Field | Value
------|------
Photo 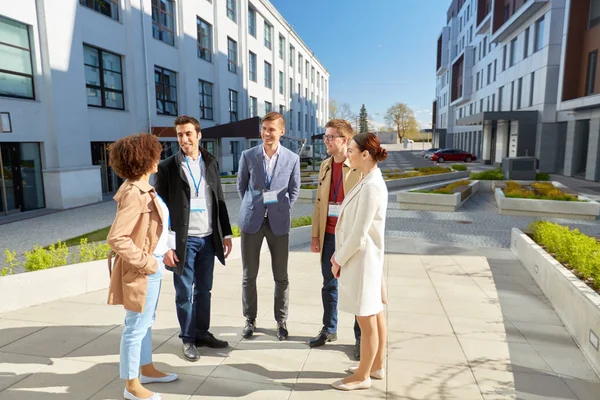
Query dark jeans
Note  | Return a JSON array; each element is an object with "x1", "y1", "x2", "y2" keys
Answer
[
  {"x1": 321, "y1": 232, "x2": 361, "y2": 340},
  {"x1": 174, "y1": 234, "x2": 215, "y2": 343}
]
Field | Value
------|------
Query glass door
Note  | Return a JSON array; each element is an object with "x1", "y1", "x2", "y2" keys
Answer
[{"x1": 0, "y1": 143, "x2": 22, "y2": 213}]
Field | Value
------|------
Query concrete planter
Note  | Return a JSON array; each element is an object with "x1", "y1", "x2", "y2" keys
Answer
[
  {"x1": 0, "y1": 225, "x2": 312, "y2": 314},
  {"x1": 297, "y1": 188, "x2": 317, "y2": 203},
  {"x1": 495, "y1": 182, "x2": 600, "y2": 220},
  {"x1": 221, "y1": 183, "x2": 239, "y2": 199},
  {"x1": 511, "y1": 228, "x2": 600, "y2": 374},
  {"x1": 397, "y1": 180, "x2": 479, "y2": 212},
  {"x1": 385, "y1": 171, "x2": 470, "y2": 191}
]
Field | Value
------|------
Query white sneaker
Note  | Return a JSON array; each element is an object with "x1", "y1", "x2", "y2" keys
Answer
[
  {"x1": 123, "y1": 388, "x2": 162, "y2": 400},
  {"x1": 347, "y1": 365, "x2": 385, "y2": 380},
  {"x1": 140, "y1": 373, "x2": 178, "y2": 384},
  {"x1": 331, "y1": 377, "x2": 372, "y2": 391}
]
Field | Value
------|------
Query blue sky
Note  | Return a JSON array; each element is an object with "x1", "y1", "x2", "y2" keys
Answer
[{"x1": 270, "y1": 0, "x2": 449, "y2": 129}]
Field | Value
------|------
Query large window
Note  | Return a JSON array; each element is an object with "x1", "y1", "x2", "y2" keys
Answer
[
  {"x1": 289, "y1": 45, "x2": 295, "y2": 68},
  {"x1": 229, "y1": 89, "x2": 238, "y2": 122},
  {"x1": 197, "y1": 17, "x2": 212, "y2": 62},
  {"x1": 249, "y1": 96, "x2": 257, "y2": 117},
  {"x1": 534, "y1": 16, "x2": 544, "y2": 52},
  {"x1": 279, "y1": 71, "x2": 284, "y2": 95},
  {"x1": 279, "y1": 35, "x2": 285, "y2": 59},
  {"x1": 264, "y1": 61, "x2": 272, "y2": 89},
  {"x1": 523, "y1": 27, "x2": 530, "y2": 59},
  {"x1": 298, "y1": 54, "x2": 303, "y2": 74},
  {"x1": 79, "y1": 0, "x2": 119, "y2": 20},
  {"x1": 84, "y1": 44, "x2": 124, "y2": 109},
  {"x1": 0, "y1": 16, "x2": 34, "y2": 99},
  {"x1": 264, "y1": 22, "x2": 272, "y2": 49},
  {"x1": 587, "y1": 50, "x2": 598, "y2": 96},
  {"x1": 590, "y1": 0, "x2": 600, "y2": 28},
  {"x1": 510, "y1": 38, "x2": 517, "y2": 67},
  {"x1": 249, "y1": 51, "x2": 257, "y2": 82},
  {"x1": 199, "y1": 79, "x2": 213, "y2": 120},
  {"x1": 227, "y1": 37, "x2": 237, "y2": 73},
  {"x1": 152, "y1": 0, "x2": 175, "y2": 46},
  {"x1": 248, "y1": 7, "x2": 256, "y2": 37},
  {"x1": 155, "y1": 66, "x2": 177, "y2": 115},
  {"x1": 305, "y1": 61, "x2": 309, "y2": 79},
  {"x1": 227, "y1": 0, "x2": 236, "y2": 21}
]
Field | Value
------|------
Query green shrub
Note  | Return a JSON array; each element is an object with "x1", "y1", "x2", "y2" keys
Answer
[
  {"x1": 78, "y1": 238, "x2": 111, "y2": 263},
  {"x1": 2, "y1": 249, "x2": 20, "y2": 276},
  {"x1": 536, "y1": 172, "x2": 551, "y2": 181},
  {"x1": 24, "y1": 241, "x2": 69, "y2": 271},
  {"x1": 451, "y1": 164, "x2": 467, "y2": 171},
  {"x1": 504, "y1": 181, "x2": 579, "y2": 201},
  {"x1": 300, "y1": 185, "x2": 317, "y2": 190},
  {"x1": 530, "y1": 221, "x2": 600, "y2": 290},
  {"x1": 232, "y1": 225, "x2": 241, "y2": 238},
  {"x1": 470, "y1": 169, "x2": 504, "y2": 180},
  {"x1": 292, "y1": 215, "x2": 312, "y2": 228},
  {"x1": 300, "y1": 162, "x2": 309, "y2": 168}
]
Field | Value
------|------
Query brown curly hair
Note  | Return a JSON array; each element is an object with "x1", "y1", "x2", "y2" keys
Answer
[{"x1": 108, "y1": 134, "x2": 162, "y2": 180}]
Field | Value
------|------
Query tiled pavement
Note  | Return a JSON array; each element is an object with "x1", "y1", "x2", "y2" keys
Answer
[{"x1": 0, "y1": 237, "x2": 599, "y2": 399}]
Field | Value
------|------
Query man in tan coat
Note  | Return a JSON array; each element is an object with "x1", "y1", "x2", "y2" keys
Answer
[{"x1": 308, "y1": 119, "x2": 362, "y2": 360}]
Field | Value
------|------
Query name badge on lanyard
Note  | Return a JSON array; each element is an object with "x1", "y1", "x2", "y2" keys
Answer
[
  {"x1": 328, "y1": 171, "x2": 343, "y2": 217},
  {"x1": 263, "y1": 156, "x2": 279, "y2": 205},
  {"x1": 186, "y1": 156, "x2": 207, "y2": 212}
]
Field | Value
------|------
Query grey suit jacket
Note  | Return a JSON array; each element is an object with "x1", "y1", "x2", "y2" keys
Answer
[{"x1": 236, "y1": 144, "x2": 300, "y2": 236}]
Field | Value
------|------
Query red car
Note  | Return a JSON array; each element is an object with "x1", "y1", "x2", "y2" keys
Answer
[{"x1": 431, "y1": 149, "x2": 477, "y2": 163}]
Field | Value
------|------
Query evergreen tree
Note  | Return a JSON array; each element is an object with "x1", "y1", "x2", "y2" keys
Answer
[{"x1": 359, "y1": 104, "x2": 369, "y2": 133}]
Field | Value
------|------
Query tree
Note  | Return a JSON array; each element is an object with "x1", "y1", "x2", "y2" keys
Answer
[
  {"x1": 385, "y1": 103, "x2": 419, "y2": 141},
  {"x1": 328, "y1": 100, "x2": 339, "y2": 119},
  {"x1": 328, "y1": 100, "x2": 354, "y2": 122},
  {"x1": 359, "y1": 104, "x2": 369, "y2": 133}
]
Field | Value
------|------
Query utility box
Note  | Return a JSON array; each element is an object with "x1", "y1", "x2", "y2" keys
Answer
[{"x1": 502, "y1": 157, "x2": 537, "y2": 180}]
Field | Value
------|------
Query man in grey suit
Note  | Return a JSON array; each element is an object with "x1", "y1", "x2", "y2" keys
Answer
[{"x1": 237, "y1": 112, "x2": 301, "y2": 340}]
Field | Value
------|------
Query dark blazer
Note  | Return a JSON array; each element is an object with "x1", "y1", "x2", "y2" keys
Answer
[{"x1": 154, "y1": 147, "x2": 233, "y2": 275}]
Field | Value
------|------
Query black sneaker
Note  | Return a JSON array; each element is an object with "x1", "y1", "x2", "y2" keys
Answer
[
  {"x1": 276, "y1": 321, "x2": 289, "y2": 341},
  {"x1": 242, "y1": 319, "x2": 256, "y2": 339},
  {"x1": 308, "y1": 327, "x2": 337, "y2": 348},
  {"x1": 195, "y1": 332, "x2": 229, "y2": 349}
]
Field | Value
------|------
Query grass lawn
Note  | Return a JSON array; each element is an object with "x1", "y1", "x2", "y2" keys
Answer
[{"x1": 63, "y1": 226, "x2": 111, "y2": 247}]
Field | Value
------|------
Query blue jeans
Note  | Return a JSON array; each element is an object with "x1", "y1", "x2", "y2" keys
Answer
[
  {"x1": 174, "y1": 235, "x2": 215, "y2": 343},
  {"x1": 120, "y1": 257, "x2": 163, "y2": 380},
  {"x1": 321, "y1": 233, "x2": 361, "y2": 340}
]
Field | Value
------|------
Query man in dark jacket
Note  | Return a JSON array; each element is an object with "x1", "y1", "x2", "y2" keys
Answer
[{"x1": 155, "y1": 115, "x2": 233, "y2": 362}]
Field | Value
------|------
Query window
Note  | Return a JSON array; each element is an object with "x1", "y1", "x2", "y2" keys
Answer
[
  {"x1": 494, "y1": 60, "x2": 497, "y2": 81},
  {"x1": 227, "y1": 0, "x2": 236, "y2": 21},
  {"x1": 265, "y1": 101, "x2": 272, "y2": 113},
  {"x1": 279, "y1": 71, "x2": 284, "y2": 95},
  {"x1": 591, "y1": 0, "x2": 600, "y2": 28},
  {"x1": 197, "y1": 18, "x2": 212, "y2": 62},
  {"x1": 199, "y1": 79, "x2": 213, "y2": 120},
  {"x1": 155, "y1": 66, "x2": 177, "y2": 115},
  {"x1": 510, "y1": 38, "x2": 517, "y2": 67},
  {"x1": 483, "y1": 37, "x2": 487, "y2": 57},
  {"x1": 289, "y1": 45, "x2": 295, "y2": 68},
  {"x1": 492, "y1": 93, "x2": 496, "y2": 111},
  {"x1": 264, "y1": 22, "x2": 272, "y2": 49},
  {"x1": 298, "y1": 83, "x2": 301, "y2": 96},
  {"x1": 503, "y1": 45, "x2": 507, "y2": 71},
  {"x1": 305, "y1": 114, "x2": 308, "y2": 132},
  {"x1": 586, "y1": 50, "x2": 598, "y2": 96},
  {"x1": 298, "y1": 54, "x2": 303, "y2": 74},
  {"x1": 279, "y1": 105, "x2": 285, "y2": 116},
  {"x1": 534, "y1": 16, "x2": 544, "y2": 52},
  {"x1": 248, "y1": 7, "x2": 256, "y2": 37},
  {"x1": 530, "y1": 72, "x2": 535, "y2": 106},
  {"x1": 0, "y1": 16, "x2": 34, "y2": 99},
  {"x1": 79, "y1": 0, "x2": 119, "y2": 20},
  {"x1": 228, "y1": 89, "x2": 238, "y2": 121},
  {"x1": 84, "y1": 44, "x2": 124, "y2": 109},
  {"x1": 498, "y1": 86, "x2": 503, "y2": 111},
  {"x1": 227, "y1": 37, "x2": 237, "y2": 73},
  {"x1": 510, "y1": 81, "x2": 515, "y2": 111},
  {"x1": 249, "y1": 96, "x2": 257, "y2": 117},
  {"x1": 264, "y1": 61, "x2": 272, "y2": 88},
  {"x1": 317, "y1": 72, "x2": 320, "y2": 88},
  {"x1": 279, "y1": 35, "x2": 285, "y2": 59},
  {"x1": 298, "y1": 111, "x2": 301, "y2": 130},
  {"x1": 152, "y1": 0, "x2": 175, "y2": 46},
  {"x1": 311, "y1": 67, "x2": 315, "y2": 83},
  {"x1": 289, "y1": 108, "x2": 293, "y2": 130},
  {"x1": 487, "y1": 63, "x2": 492, "y2": 85},
  {"x1": 523, "y1": 27, "x2": 530, "y2": 59},
  {"x1": 517, "y1": 77, "x2": 523, "y2": 109},
  {"x1": 306, "y1": 61, "x2": 309, "y2": 79},
  {"x1": 249, "y1": 51, "x2": 257, "y2": 81},
  {"x1": 289, "y1": 78, "x2": 293, "y2": 99},
  {"x1": 476, "y1": 71, "x2": 480, "y2": 90}
]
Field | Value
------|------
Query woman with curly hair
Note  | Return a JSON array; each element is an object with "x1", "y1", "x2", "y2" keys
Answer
[{"x1": 107, "y1": 133, "x2": 177, "y2": 400}]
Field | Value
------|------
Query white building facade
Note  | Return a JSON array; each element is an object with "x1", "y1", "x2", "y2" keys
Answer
[
  {"x1": 0, "y1": 0, "x2": 329, "y2": 215},
  {"x1": 432, "y1": 0, "x2": 599, "y2": 179}
]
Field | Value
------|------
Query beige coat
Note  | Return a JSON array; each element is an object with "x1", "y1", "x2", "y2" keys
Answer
[
  {"x1": 107, "y1": 179, "x2": 164, "y2": 313},
  {"x1": 311, "y1": 157, "x2": 361, "y2": 250}
]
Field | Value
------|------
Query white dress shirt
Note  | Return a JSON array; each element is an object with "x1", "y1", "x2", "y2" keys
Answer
[{"x1": 182, "y1": 154, "x2": 213, "y2": 237}]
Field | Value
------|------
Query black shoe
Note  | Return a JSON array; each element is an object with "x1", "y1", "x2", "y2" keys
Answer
[
  {"x1": 308, "y1": 327, "x2": 337, "y2": 348},
  {"x1": 182, "y1": 342, "x2": 200, "y2": 362},
  {"x1": 354, "y1": 339, "x2": 361, "y2": 361},
  {"x1": 242, "y1": 319, "x2": 255, "y2": 339},
  {"x1": 277, "y1": 322, "x2": 289, "y2": 341},
  {"x1": 195, "y1": 332, "x2": 229, "y2": 349}
]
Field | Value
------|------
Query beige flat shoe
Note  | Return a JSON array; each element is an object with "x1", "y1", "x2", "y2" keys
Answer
[
  {"x1": 331, "y1": 377, "x2": 371, "y2": 391},
  {"x1": 347, "y1": 365, "x2": 385, "y2": 380}
]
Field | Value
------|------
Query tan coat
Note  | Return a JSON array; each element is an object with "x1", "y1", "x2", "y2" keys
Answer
[
  {"x1": 311, "y1": 157, "x2": 361, "y2": 250},
  {"x1": 107, "y1": 179, "x2": 164, "y2": 313}
]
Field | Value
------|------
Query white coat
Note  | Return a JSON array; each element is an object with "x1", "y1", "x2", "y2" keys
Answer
[{"x1": 334, "y1": 168, "x2": 387, "y2": 316}]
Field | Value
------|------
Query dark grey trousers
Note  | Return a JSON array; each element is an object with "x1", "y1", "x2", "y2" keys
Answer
[{"x1": 241, "y1": 217, "x2": 290, "y2": 323}]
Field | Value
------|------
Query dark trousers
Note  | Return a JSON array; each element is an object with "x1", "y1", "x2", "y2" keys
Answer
[
  {"x1": 173, "y1": 234, "x2": 215, "y2": 343},
  {"x1": 241, "y1": 217, "x2": 289, "y2": 323},
  {"x1": 322, "y1": 232, "x2": 361, "y2": 340}
]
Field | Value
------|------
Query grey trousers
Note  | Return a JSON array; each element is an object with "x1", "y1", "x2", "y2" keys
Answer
[{"x1": 241, "y1": 217, "x2": 290, "y2": 323}]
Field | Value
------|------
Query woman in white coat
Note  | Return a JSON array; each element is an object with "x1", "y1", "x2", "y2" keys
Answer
[{"x1": 330, "y1": 132, "x2": 388, "y2": 391}]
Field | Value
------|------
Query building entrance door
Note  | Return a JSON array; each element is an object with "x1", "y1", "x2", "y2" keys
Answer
[{"x1": 0, "y1": 143, "x2": 22, "y2": 213}]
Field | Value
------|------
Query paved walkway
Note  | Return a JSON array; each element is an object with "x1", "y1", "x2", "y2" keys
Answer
[{"x1": 0, "y1": 237, "x2": 598, "y2": 399}]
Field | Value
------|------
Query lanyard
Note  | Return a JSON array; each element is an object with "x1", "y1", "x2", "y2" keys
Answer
[
  {"x1": 332, "y1": 171, "x2": 343, "y2": 203},
  {"x1": 185, "y1": 156, "x2": 203, "y2": 197},
  {"x1": 263, "y1": 153, "x2": 279, "y2": 190}
]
